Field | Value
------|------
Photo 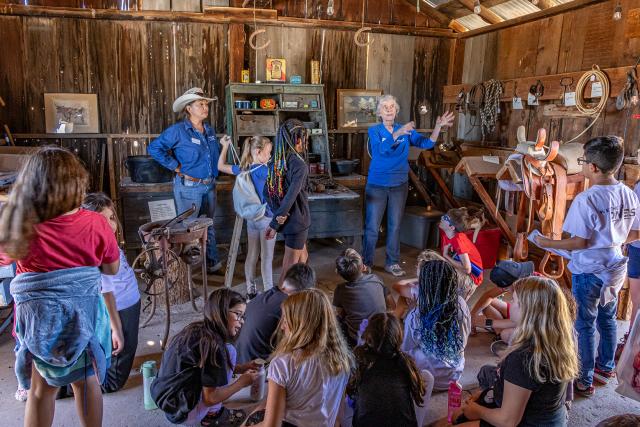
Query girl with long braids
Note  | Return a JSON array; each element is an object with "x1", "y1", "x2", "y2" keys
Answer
[
  {"x1": 401, "y1": 260, "x2": 471, "y2": 391},
  {"x1": 348, "y1": 312, "x2": 432, "y2": 427},
  {"x1": 265, "y1": 119, "x2": 311, "y2": 282},
  {"x1": 151, "y1": 289, "x2": 259, "y2": 426}
]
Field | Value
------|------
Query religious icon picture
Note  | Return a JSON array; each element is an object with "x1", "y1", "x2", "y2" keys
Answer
[{"x1": 266, "y1": 58, "x2": 286, "y2": 82}]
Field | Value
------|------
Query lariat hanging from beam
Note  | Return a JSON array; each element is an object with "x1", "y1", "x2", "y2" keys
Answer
[{"x1": 354, "y1": 0, "x2": 373, "y2": 47}]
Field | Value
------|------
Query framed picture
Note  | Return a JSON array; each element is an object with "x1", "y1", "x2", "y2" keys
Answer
[
  {"x1": 266, "y1": 58, "x2": 286, "y2": 82},
  {"x1": 337, "y1": 89, "x2": 382, "y2": 131},
  {"x1": 44, "y1": 93, "x2": 100, "y2": 134}
]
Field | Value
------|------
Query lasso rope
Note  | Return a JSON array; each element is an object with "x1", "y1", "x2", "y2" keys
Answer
[
  {"x1": 480, "y1": 79, "x2": 503, "y2": 140},
  {"x1": 565, "y1": 65, "x2": 610, "y2": 143}
]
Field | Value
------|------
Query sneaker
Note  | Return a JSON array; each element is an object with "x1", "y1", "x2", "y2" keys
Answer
[
  {"x1": 15, "y1": 388, "x2": 27, "y2": 402},
  {"x1": 201, "y1": 407, "x2": 246, "y2": 426},
  {"x1": 574, "y1": 381, "x2": 595, "y2": 397},
  {"x1": 490, "y1": 339, "x2": 508, "y2": 357},
  {"x1": 206, "y1": 261, "x2": 224, "y2": 275},
  {"x1": 384, "y1": 264, "x2": 406, "y2": 277},
  {"x1": 593, "y1": 368, "x2": 616, "y2": 385}
]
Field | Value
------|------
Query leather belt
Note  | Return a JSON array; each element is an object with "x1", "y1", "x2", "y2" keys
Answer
[{"x1": 180, "y1": 173, "x2": 213, "y2": 185}]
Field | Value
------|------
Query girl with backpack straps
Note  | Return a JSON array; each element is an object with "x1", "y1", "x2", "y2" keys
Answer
[{"x1": 219, "y1": 135, "x2": 275, "y2": 299}]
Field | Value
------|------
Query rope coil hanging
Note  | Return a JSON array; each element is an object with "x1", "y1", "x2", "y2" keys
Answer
[
  {"x1": 480, "y1": 79, "x2": 503, "y2": 140},
  {"x1": 565, "y1": 65, "x2": 610, "y2": 143}
]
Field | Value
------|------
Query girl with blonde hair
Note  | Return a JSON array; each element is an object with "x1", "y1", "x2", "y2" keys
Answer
[
  {"x1": 456, "y1": 276, "x2": 578, "y2": 427},
  {"x1": 246, "y1": 288, "x2": 354, "y2": 427},
  {"x1": 219, "y1": 135, "x2": 274, "y2": 298}
]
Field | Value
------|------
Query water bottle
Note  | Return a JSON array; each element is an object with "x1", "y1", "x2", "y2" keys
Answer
[
  {"x1": 142, "y1": 360, "x2": 158, "y2": 410},
  {"x1": 447, "y1": 380, "x2": 462, "y2": 423},
  {"x1": 250, "y1": 360, "x2": 267, "y2": 402}
]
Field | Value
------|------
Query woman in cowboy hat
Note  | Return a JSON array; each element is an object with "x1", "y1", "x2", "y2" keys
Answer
[{"x1": 149, "y1": 87, "x2": 229, "y2": 274}]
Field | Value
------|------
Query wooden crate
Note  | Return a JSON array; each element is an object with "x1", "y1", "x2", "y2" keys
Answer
[{"x1": 235, "y1": 114, "x2": 277, "y2": 136}]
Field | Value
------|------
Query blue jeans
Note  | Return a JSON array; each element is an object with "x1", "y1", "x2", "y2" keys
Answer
[
  {"x1": 362, "y1": 182, "x2": 408, "y2": 267},
  {"x1": 572, "y1": 273, "x2": 618, "y2": 386},
  {"x1": 173, "y1": 175, "x2": 219, "y2": 264}
]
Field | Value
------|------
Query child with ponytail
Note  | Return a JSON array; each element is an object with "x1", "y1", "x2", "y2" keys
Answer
[
  {"x1": 219, "y1": 136, "x2": 274, "y2": 297},
  {"x1": 348, "y1": 312, "x2": 432, "y2": 427}
]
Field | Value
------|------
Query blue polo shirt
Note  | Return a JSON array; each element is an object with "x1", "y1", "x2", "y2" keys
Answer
[
  {"x1": 367, "y1": 123, "x2": 434, "y2": 187},
  {"x1": 148, "y1": 120, "x2": 220, "y2": 180}
]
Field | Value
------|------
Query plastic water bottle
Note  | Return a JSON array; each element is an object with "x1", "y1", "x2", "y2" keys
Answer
[
  {"x1": 250, "y1": 361, "x2": 267, "y2": 402},
  {"x1": 142, "y1": 360, "x2": 158, "y2": 410},
  {"x1": 447, "y1": 380, "x2": 462, "y2": 423}
]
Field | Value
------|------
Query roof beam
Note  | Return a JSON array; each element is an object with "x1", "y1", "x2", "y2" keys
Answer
[
  {"x1": 457, "y1": 0, "x2": 504, "y2": 24},
  {"x1": 536, "y1": 0, "x2": 558, "y2": 9},
  {"x1": 458, "y1": 0, "x2": 607, "y2": 38},
  {"x1": 403, "y1": 0, "x2": 454, "y2": 26}
]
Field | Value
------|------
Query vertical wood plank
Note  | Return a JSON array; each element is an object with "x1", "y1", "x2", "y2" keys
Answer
[
  {"x1": 228, "y1": 23, "x2": 245, "y2": 83},
  {"x1": 147, "y1": 21, "x2": 177, "y2": 133},
  {"x1": 534, "y1": 15, "x2": 563, "y2": 76},
  {"x1": 88, "y1": 20, "x2": 121, "y2": 133},
  {"x1": 0, "y1": 16, "x2": 25, "y2": 132},
  {"x1": 23, "y1": 17, "x2": 60, "y2": 133}
]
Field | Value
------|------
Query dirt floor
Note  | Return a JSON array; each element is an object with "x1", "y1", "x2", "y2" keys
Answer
[{"x1": 0, "y1": 240, "x2": 638, "y2": 426}]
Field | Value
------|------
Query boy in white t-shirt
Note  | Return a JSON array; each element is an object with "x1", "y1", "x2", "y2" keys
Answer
[{"x1": 534, "y1": 136, "x2": 640, "y2": 396}]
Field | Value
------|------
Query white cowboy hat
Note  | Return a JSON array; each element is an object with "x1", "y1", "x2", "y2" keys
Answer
[{"x1": 172, "y1": 87, "x2": 217, "y2": 113}]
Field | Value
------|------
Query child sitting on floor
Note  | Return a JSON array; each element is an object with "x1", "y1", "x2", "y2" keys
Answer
[
  {"x1": 334, "y1": 248, "x2": 395, "y2": 346},
  {"x1": 401, "y1": 259, "x2": 471, "y2": 391},
  {"x1": 151, "y1": 289, "x2": 258, "y2": 426},
  {"x1": 440, "y1": 208, "x2": 484, "y2": 300},
  {"x1": 82, "y1": 192, "x2": 141, "y2": 393},
  {"x1": 471, "y1": 260, "x2": 534, "y2": 354},
  {"x1": 246, "y1": 289, "x2": 353, "y2": 427},
  {"x1": 348, "y1": 312, "x2": 431, "y2": 427}
]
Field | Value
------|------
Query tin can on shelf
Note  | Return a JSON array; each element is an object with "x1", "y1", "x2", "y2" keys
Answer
[
  {"x1": 251, "y1": 100, "x2": 258, "y2": 109},
  {"x1": 318, "y1": 163, "x2": 326, "y2": 174},
  {"x1": 241, "y1": 69, "x2": 250, "y2": 83}
]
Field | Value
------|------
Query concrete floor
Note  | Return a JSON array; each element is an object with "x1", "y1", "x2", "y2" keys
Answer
[{"x1": 0, "y1": 240, "x2": 639, "y2": 426}]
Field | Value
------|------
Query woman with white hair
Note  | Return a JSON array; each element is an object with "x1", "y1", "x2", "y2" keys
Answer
[
  {"x1": 149, "y1": 88, "x2": 227, "y2": 274},
  {"x1": 363, "y1": 95, "x2": 454, "y2": 277}
]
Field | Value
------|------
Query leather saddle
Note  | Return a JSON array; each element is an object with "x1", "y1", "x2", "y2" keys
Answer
[{"x1": 497, "y1": 126, "x2": 574, "y2": 279}]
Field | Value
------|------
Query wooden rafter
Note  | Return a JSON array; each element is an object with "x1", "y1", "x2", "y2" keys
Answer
[
  {"x1": 402, "y1": 0, "x2": 474, "y2": 33},
  {"x1": 536, "y1": 0, "x2": 558, "y2": 9},
  {"x1": 457, "y1": 0, "x2": 504, "y2": 24},
  {"x1": 402, "y1": 0, "x2": 453, "y2": 25}
]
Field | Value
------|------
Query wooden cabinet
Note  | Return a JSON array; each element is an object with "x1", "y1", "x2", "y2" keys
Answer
[{"x1": 225, "y1": 83, "x2": 332, "y2": 173}]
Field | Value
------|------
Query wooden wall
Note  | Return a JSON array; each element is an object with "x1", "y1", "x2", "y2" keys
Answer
[
  {"x1": 0, "y1": 13, "x2": 451, "y2": 142},
  {"x1": 450, "y1": 0, "x2": 640, "y2": 153},
  {"x1": 0, "y1": 16, "x2": 229, "y2": 134}
]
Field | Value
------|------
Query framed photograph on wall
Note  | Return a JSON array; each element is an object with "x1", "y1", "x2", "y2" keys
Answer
[
  {"x1": 44, "y1": 93, "x2": 100, "y2": 134},
  {"x1": 266, "y1": 58, "x2": 287, "y2": 82},
  {"x1": 337, "y1": 89, "x2": 382, "y2": 131}
]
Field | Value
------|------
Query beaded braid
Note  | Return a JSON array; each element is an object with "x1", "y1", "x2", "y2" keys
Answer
[
  {"x1": 266, "y1": 118, "x2": 308, "y2": 202},
  {"x1": 415, "y1": 260, "x2": 464, "y2": 366}
]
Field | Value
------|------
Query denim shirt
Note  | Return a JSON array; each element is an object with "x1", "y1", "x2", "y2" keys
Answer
[
  {"x1": 148, "y1": 120, "x2": 220, "y2": 180},
  {"x1": 367, "y1": 123, "x2": 434, "y2": 187}
]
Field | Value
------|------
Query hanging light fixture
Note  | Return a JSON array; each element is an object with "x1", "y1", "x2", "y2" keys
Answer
[
  {"x1": 613, "y1": 2, "x2": 622, "y2": 21},
  {"x1": 474, "y1": 0, "x2": 481, "y2": 14}
]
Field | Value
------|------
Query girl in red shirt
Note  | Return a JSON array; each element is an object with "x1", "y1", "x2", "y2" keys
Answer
[{"x1": 0, "y1": 147, "x2": 119, "y2": 427}]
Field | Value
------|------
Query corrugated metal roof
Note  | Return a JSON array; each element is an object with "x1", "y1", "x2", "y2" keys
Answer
[
  {"x1": 489, "y1": 0, "x2": 541, "y2": 20},
  {"x1": 424, "y1": 0, "x2": 451, "y2": 7},
  {"x1": 455, "y1": 13, "x2": 491, "y2": 30}
]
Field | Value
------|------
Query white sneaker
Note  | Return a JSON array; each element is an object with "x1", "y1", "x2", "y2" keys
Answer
[{"x1": 384, "y1": 264, "x2": 406, "y2": 277}]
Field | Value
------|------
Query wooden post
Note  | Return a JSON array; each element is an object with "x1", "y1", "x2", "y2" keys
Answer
[
  {"x1": 228, "y1": 23, "x2": 245, "y2": 83},
  {"x1": 224, "y1": 215, "x2": 244, "y2": 288},
  {"x1": 107, "y1": 137, "x2": 117, "y2": 200},
  {"x1": 468, "y1": 175, "x2": 515, "y2": 246}
]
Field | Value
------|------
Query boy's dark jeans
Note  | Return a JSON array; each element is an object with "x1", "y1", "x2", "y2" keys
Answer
[{"x1": 102, "y1": 300, "x2": 141, "y2": 393}]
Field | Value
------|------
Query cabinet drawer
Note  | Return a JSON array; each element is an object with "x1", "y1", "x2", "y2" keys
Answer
[{"x1": 235, "y1": 115, "x2": 277, "y2": 136}]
